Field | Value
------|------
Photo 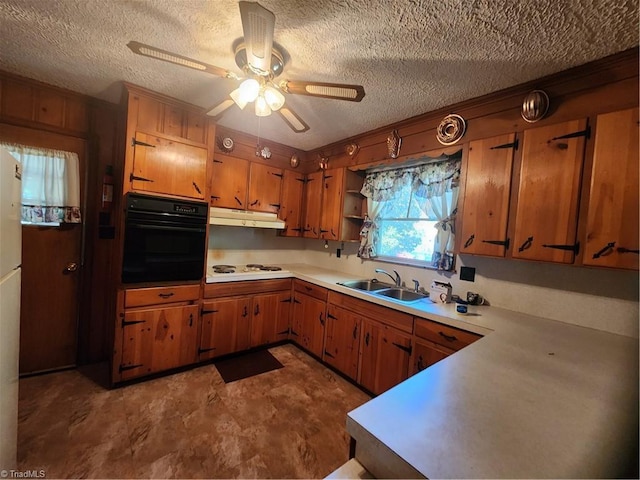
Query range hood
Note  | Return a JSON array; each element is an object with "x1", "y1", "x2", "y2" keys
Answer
[{"x1": 209, "y1": 207, "x2": 286, "y2": 229}]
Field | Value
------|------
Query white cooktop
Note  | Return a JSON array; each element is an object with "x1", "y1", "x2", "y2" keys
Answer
[{"x1": 206, "y1": 264, "x2": 292, "y2": 283}]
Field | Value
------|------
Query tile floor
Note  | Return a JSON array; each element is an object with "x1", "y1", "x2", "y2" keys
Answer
[{"x1": 17, "y1": 344, "x2": 371, "y2": 479}]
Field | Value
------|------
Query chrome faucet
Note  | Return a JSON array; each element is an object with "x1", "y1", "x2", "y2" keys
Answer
[
  {"x1": 375, "y1": 268, "x2": 401, "y2": 287},
  {"x1": 412, "y1": 279, "x2": 420, "y2": 292}
]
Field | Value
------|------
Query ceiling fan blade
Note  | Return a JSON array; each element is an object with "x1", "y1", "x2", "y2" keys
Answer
[
  {"x1": 277, "y1": 105, "x2": 310, "y2": 133},
  {"x1": 207, "y1": 99, "x2": 236, "y2": 118},
  {"x1": 127, "y1": 41, "x2": 237, "y2": 79},
  {"x1": 238, "y1": 2, "x2": 275, "y2": 74},
  {"x1": 280, "y1": 80, "x2": 365, "y2": 102}
]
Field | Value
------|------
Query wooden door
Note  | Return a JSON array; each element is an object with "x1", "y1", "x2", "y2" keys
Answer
[
  {"x1": 210, "y1": 156, "x2": 249, "y2": 209},
  {"x1": 409, "y1": 339, "x2": 454, "y2": 376},
  {"x1": 320, "y1": 168, "x2": 344, "y2": 240},
  {"x1": 248, "y1": 162, "x2": 283, "y2": 213},
  {"x1": 199, "y1": 298, "x2": 248, "y2": 360},
  {"x1": 235, "y1": 297, "x2": 253, "y2": 352},
  {"x1": 460, "y1": 133, "x2": 516, "y2": 256},
  {"x1": 0, "y1": 125, "x2": 86, "y2": 375},
  {"x1": 120, "y1": 304, "x2": 198, "y2": 380},
  {"x1": 359, "y1": 319, "x2": 411, "y2": 395},
  {"x1": 512, "y1": 119, "x2": 587, "y2": 263},
  {"x1": 279, "y1": 170, "x2": 305, "y2": 237},
  {"x1": 250, "y1": 291, "x2": 291, "y2": 347},
  {"x1": 583, "y1": 108, "x2": 639, "y2": 269},
  {"x1": 302, "y1": 171, "x2": 323, "y2": 238},
  {"x1": 131, "y1": 132, "x2": 207, "y2": 199},
  {"x1": 293, "y1": 292, "x2": 326, "y2": 357},
  {"x1": 324, "y1": 305, "x2": 361, "y2": 380}
]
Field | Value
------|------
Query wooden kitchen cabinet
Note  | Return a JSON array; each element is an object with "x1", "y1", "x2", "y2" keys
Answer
[
  {"x1": 341, "y1": 169, "x2": 367, "y2": 242},
  {"x1": 319, "y1": 168, "x2": 344, "y2": 240},
  {"x1": 410, "y1": 338, "x2": 454, "y2": 376},
  {"x1": 512, "y1": 119, "x2": 588, "y2": 263},
  {"x1": 210, "y1": 156, "x2": 283, "y2": 213},
  {"x1": 324, "y1": 304, "x2": 361, "y2": 381},
  {"x1": 279, "y1": 169, "x2": 305, "y2": 237},
  {"x1": 250, "y1": 291, "x2": 292, "y2": 347},
  {"x1": 199, "y1": 297, "x2": 252, "y2": 360},
  {"x1": 302, "y1": 171, "x2": 323, "y2": 238},
  {"x1": 130, "y1": 132, "x2": 208, "y2": 200},
  {"x1": 460, "y1": 133, "x2": 516, "y2": 256},
  {"x1": 291, "y1": 280, "x2": 327, "y2": 357},
  {"x1": 119, "y1": 304, "x2": 199, "y2": 381},
  {"x1": 210, "y1": 155, "x2": 250, "y2": 209},
  {"x1": 359, "y1": 318, "x2": 412, "y2": 395},
  {"x1": 583, "y1": 107, "x2": 639, "y2": 270}
]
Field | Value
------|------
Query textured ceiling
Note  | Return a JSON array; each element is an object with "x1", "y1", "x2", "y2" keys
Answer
[{"x1": 0, "y1": 0, "x2": 638, "y2": 150}]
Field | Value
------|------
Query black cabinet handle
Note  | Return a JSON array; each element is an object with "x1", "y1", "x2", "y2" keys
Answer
[
  {"x1": 158, "y1": 292, "x2": 174, "y2": 299},
  {"x1": 392, "y1": 342, "x2": 412, "y2": 355},
  {"x1": 130, "y1": 173, "x2": 154, "y2": 183},
  {"x1": 331, "y1": 229, "x2": 337, "y2": 238},
  {"x1": 269, "y1": 203, "x2": 281, "y2": 209},
  {"x1": 365, "y1": 332, "x2": 370, "y2": 346},
  {"x1": 482, "y1": 238, "x2": 510, "y2": 249},
  {"x1": 254, "y1": 304, "x2": 260, "y2": 316},
  {"x1": 234, "y1": 196, "x2": 243, "y2": 206},
  {"x1": 271, "y1": 172, "x2": 284, "y2": 178},
  {"x1": 417, "y1": 355, "x2": 426, "y2": 372},
  {"x1": 464, "y1": 234, "x2": 474, "y2": 248},
  {"x1": 617, "y1": 247, "x2": 639, "y2": 255},
  {"x1": 324, "y1": 350, "x2": 335, "y2": 359},
  {"x1": 352, "y1": 324, "x2": 358, "y2": 339},
  {"x1": 192, "y1": 182, "x2": 201, "y2": 194},
  {"x1": 250, "y1": 199, "x2": 259, "y2": 206},
  {"x1": 518, "y1": 236, "x2": 534, "y2": 252},
  {"x1": 542, "y1": 242, "x2": 579, "y2": 254},
  {"x1": 327, "y1": 313, "x2": 337, "y2": 320},
  {"x1": 592, "y1": 242, "x2": 616, "y2": 259},
  {"x1": 242, "y1": 306, "x2": 248, "y2": 318},
  {"x1": 188, "y1": 314, "x2": 193, "y2": 327},
  {"x1": 131, "y1": 138, "x2": 156, "y2": 148},
  {"x1": 319, "y1": 312, "x2": 325, "y2": 326},
  {"x1": 439, "y1": 331, "x2": 457, "y2": 342},
  {"x1": 490, "y1": 139, "x2": 518, "y2": 150}
]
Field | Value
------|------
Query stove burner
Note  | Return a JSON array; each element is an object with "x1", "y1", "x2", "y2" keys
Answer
[
  {"x1": 212, "y1": 265, "x2": 235, "y2": 269},
  {"x1": 246, "y1": 263, "x2": 264, "y2": 269},
  {"x1": 212, "y1": 265, "x2": 235, "y2": 274},
  {"x1": 260, "y1": 266, "x2": 282, "y2": 271}
]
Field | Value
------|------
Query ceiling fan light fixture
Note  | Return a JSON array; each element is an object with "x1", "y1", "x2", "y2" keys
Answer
[
  {"x1": 263, "y1": 85, "x2": 285, "y2": 111},
  {"x1": 229, "y1": 88, "x2": 248, "y2": 109},
  {"x1": 255, "y1": 95, "x2": 272, "y2": 116},
  {"x1": 237, "y1": 78, "x2": 260, "y2": 104}
]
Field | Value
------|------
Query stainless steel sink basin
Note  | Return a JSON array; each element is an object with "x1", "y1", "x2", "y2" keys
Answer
[
  {"x1": 338, "y1": 279, "x2": 394, "y2": 291},
  {"x1": 376, "y1": 288, "x2": 428, "y2": 302}
]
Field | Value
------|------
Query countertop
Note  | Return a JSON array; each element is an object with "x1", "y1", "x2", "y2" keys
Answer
[{"x1": 208, "y1": 263, "x2": 639, "y2": 478}]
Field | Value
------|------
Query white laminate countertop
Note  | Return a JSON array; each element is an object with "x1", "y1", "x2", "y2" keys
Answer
[{"x1": 207, "y1": 263, "x2": 639, "y2": 478}]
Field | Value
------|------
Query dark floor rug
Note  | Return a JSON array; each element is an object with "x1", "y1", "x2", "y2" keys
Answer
[{"x1": 214, "y1": 349, "x2": 284, "y2": 383}]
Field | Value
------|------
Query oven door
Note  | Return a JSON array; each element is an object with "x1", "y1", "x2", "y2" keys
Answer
[{"x1": 122, "y1": 210, "x2": 206, "y2": 284}]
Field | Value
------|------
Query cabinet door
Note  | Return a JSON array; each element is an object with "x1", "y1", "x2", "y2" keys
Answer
[
  {"x1": 303, "y1": 171, "x2": 323, "y2": 238},
  {"x1": 250, "y1": 291, "x2": 292, "y2": 347},
  {"x1": 409, "y1": 338, "x2": 454, "y2": 376},
  {"x1": 460, "y1": 133, "x2": 516, "y2": 256},
  {"x1": 359, "y1": 319, "x2": 411, "y2": 395},
  {"x1": 324, "y1": 305, "x2": 361, "y2": 380},
  {"x1": 120, "y1": 304, "x2": 198, "y2": 380},
  {"x1": 512, "y1": 119, "x2": 587, "y2": 263},
  {"x1": 210, "y1": 156, "x2": 249, "y2": 209},
  {"x1": 583, "y1": 108, "x2": 639, "y2": 269},
  {"x1": 199, "y1": 298, "x2": 250, "y2": 360},
  {"x1": 131, "y1": 132, "x2": 207, "y2": 199},
  {"x1": 320, "y1": 168, "x2": 344, "y2": 240},
  {"x1": 293, "y1": 292, "x2": 326, "y2": 357},
  {"x1": 279, "y1": 170, "x2": 305, "y2": 237},
  {"x1": 248, "y1": 162, "x2": 283, "y2": 213}
]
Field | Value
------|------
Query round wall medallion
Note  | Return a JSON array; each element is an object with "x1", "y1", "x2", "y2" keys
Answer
[
  {"x1": 521, "y1": 90, "x2": 549, "y2": 123},
  {"x1": 290, "y1": 153, "x2": 300, "y2": 168},
  {"x1": 222, "y1": 137, "x2": 234, "y2": 150},
  {"x1": 436, "y1": 114, "x2": 466, "y2": 146}
]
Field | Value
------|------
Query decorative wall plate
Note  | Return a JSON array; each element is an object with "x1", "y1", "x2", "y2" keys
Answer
[
  {"x1": 387, "y1": 130, "x2": 402, "y2": 159},
  {"x1": 290, "y1": 153, "x2": 300, "y2": 168},
  {"x1": 318, "y1": 154, "x2": 329, "y2": 170},
  {"x1": 260, "y1": 146, "x2": 272, "y2": 159},
  {"x1": 216, "y1": 136, "x2": 235, "y2": 153},
  {"x1": 521, "y1": 90, "x2": 549, "y2": 123},
  {"x1": 345, "y1": 143, "x2": 360, "y2": 157},
  {"x1": 436, "y1": 114, "x2": 466, "y2": 146}
]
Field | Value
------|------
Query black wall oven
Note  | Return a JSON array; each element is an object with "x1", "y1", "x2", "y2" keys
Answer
[{"x1": 122, "y1": 193, "x2": 208, "y2": 284}]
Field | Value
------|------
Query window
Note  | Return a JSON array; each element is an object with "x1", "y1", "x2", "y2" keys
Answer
[{"x1": 359, "y1": 153, "x2": 461, "y2": 271}]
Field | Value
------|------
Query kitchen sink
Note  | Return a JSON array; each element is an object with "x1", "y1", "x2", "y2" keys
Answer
[
  {"x1": 338, "y1": 279, "x2": 394, "y2": 291},
  {"x1": 376, "y1": 288, "x2": 428, "y2": 302}
]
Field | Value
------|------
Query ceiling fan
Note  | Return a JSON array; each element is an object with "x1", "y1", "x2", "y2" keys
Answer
[{"x1": 127, "y1": 1, "x2": 365, "y2": 133}]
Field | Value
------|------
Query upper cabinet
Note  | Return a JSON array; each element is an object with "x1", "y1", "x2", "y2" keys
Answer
[
  {"x1": 583, "y1": 108, "x2": 639, "y2": 270},
  {"x1": 303, "y1": 171, "x2": 323, "y2": 238},
  {"x1": 319, "y1": 168, "x2": 344, "y2": 240},
  {"x1": 279, "y1": 169, "x2": 305, "y2": 237},
  {"x1": 460, "y1": 133, "x2": 516, "y2": 257},
  {"x1": 511, "y1": 119, "x2": 588, "y2": 263},
  {"x1": 210, "y1": 156, "x2": 283, "y2": 213}
]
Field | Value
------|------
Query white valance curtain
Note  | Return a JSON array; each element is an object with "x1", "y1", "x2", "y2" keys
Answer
[
  {"x1": 358, "y1": 154, "x2": 461, "y2": 270},
  {"x1": 2, "y1": 143, "x2": 81, "y2": 224}
]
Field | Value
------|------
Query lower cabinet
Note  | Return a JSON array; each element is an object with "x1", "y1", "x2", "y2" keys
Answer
[
  {"x1": 199, "y1": 297, "x2": 252, "y2": 359},
  {"x1": 410, "y1": 338, "x2": 455, "y2": 375},
  {"x1": 292, "y1": 291, "x2": 327, "y2": 357},
  {"x1": 250, "y1": 291, "x2": 293, "y2": 347},
  {"x1": 359, "y1": 319, "x2": 412, "y2": 395},
  {"x1": 324, "y1": 304, "x2": 362, "y2": 381},
  {"x1": 114, "y1": 284, "x2": 201, "y2": 383}
]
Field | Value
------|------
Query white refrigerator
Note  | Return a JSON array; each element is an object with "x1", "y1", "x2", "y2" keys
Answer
[{"x1": 0, "y1": 147, "x2": 21, "y2": 470}]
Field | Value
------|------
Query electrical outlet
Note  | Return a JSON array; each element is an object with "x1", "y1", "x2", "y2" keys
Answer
[{"x1": 460, "y1": 266, "x2": 476, "y2": 282}]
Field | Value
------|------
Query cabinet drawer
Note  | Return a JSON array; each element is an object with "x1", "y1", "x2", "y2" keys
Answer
[
  {"x1": 293, "y1": 280, "x2": 327, "y2": 301},
  {"x1": 327, "y1": 291, "x2": 413, "y2": 333},
  {"x1": 125, "y1": 285, "x2": 200, "y2": 308},
  {"x1": 204, "y1": 279, "x2": 292, "y2": 298},
  {"x1": 414, "y1": 318, "x2": 482, "y2": 350}
]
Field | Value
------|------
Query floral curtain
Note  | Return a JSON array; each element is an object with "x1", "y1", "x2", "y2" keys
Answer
[
  {"x1": 358, "y1": 154, "x2": 461, "y2": 271},
  {"x1": 2, "y1": 143, "x2": 82, "y2": 225}
]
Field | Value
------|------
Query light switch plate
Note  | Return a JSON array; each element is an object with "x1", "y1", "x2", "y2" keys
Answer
[{"x1": 460, "y1": 266, "x2": 476, "y2": 282}]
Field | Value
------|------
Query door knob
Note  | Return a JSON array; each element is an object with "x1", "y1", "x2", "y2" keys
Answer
[{"x1": 64, "y1": 262, "x2": 78, "y2": 273}]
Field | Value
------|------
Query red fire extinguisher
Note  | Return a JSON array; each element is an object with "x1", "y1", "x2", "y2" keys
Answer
[{"x1": 101, "y1": 165, "x2": 114, "y2": 211}]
